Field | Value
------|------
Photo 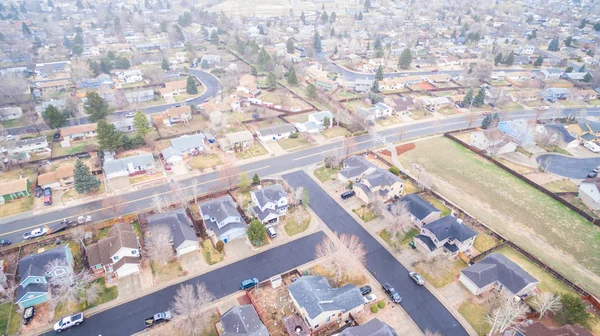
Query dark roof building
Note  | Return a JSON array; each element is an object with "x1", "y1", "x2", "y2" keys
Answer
[
  {"x1": 340, "y1": 319, "x2": 398, "y2": 336},
  {"x1": 338, "y1": 155, "x2": 375, "y2": 181},
  {"x1": 395, "y1": 194, "x2": 441, "y2": 224},
  {"x1": 147, "y1": 210, "x2": 198, "y2": 256},
  {"x1": 220, "y1": 305, "x2": 268, "y2": 336}
]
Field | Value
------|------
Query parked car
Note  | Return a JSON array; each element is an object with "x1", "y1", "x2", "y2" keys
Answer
[
  {"x1": 454, "y1": 102, "x2": 464, "y2": 108},
  {"x1": 360, "y1": 285, "x2": 372, "y2": 295},
  {"x1": 23, "y1": 227, "x2": 48, "y2": 240},
  {"x1": 53, "y1": 132, "x2": 60, "y2": 141},
  {"x1": 482, "y1": 111, "x2": 490, "y2": 115},
  {"x1": 341, "y1": 190, "x2": 355, "y2": 200},
  {"x1": 23, "y1": 306, "x2": 35, "y2": 325},
  {"x1": 409, "y1": 272, "x2": 425, "y2": 285},
  {"x1": 426, "y1": 106, "x2": 435, "y2": 112},
  {"x1": 164, "y1": 163, "x2": 172, "y2": 171},
  {"x1": 488, "y1": 103, "x2": 495, "y2": 108},
  {"x1": 35, "y1": 186, "x2": 43, "y2": 197},
  {"x1": 53, "y1": 312, "x2": 84, "y2": 332},
  {"x1": 399, "y1": 73, "x2": 408, "y2": 77},
  {"x1": 266, "y1": 225, "x2": 276, "y2": 239},
  {"x1": 584, "y1": 141, "x2": 600, "y2": 153},
  {"x1": 363, "y1": 293, "x2": 377, "y2": 304},
  {"x1": 240, "y1": 278, "x2": 259, "y2": 290},
  {"x1": 593, "y1": 167, "x2": 600, "y2": 173},
  {"x1": 537, "y1": 106, "x2": 549, "y2": 110},
  {"x1": 125, "y1": 113, "x2": 135, "y2": 118},
  {"x1": 431, "y1": 69, "x2": 439, "y2": 72},
  {"x1": 144, "y1": 311, "x2": 172, "y2": 328},
  {"x1": 44, "y1": 195, "x2": 52, "y2": 206},
  {"x1": 588, "y1": 172, "x2": 598, "y2": 178},
  {"x1": 44, "y1": 188, "x2": 51, "y2": 197},
  {"x1": 382, "y1": 283, "x2": 402, "y2": 303},
  {"x1": 0, "y1": 239, "x2": 11, "y2": 247}
]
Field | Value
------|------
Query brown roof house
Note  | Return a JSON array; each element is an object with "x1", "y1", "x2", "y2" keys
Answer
[
  {"x1": 60, "y1": 123, "x2": 98, "y2": 148},
  {"x1": 0, "y1": 178, "x2": 30, "y2": 204},
  {"x1": 161, "y1": 106, "x2": 192, "y2": 127},
  {"x1": 37, "y1": 164, "x2": 76, "y2": 190},
  {"x1": 86, "y1": 222, "x2": 140, "y2": 279}
]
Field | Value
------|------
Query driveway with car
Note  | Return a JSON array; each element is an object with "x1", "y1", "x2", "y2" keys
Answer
[
  {"x1": 283, "y1": 171, "x2": 468, "y2": 336},
  {"x1": 536, "y1": 154, "x2": 600, "y2": 178}
]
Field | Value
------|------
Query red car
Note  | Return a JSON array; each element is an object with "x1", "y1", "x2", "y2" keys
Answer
[
  {"x1": 164, "y1": 163, "x2": 172, "y2": 171},
  {"x1": 482, "y1": 111, "x2": 490, "y2": 115}
]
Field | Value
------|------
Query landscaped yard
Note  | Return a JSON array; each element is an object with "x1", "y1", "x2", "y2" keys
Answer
[
  {"x1": 200, "y1": 240, "x2": 224, "y2": 265},
  {"x1": 0, "y1": 196, "x2": 34, "y2": 218},
  {"x1": 277, "y1": 137, "x2": 310, "y2": 150},
  {"x1": 188, "y1": 154, "x2": 223, "y2": 170},
  {"x1": 379, "y1": 227, "x2": 419, "y2": 249},
  {"x1": 458, "y1": 301, "x2": 491, "y2": 336},
  {"x1": 542, "y1": 179, "x2": 578, "y2": 193},
  {"x1": 321, "y1": 127, "x2": 350, "y2": 139},
  {"x1": 236, "y1": 144, "x2": 268, "y2": 159},
  {"x1": 314, "y1": 166, "x2": 339, "y2": 183},
  {"x1": 150, "y1": 260, "x2": 183, "y2": 283},
  {"x1": 397, "y1": 136, "x2": 600, "y2": 296},
  {"x1": 0, "y1": 303, "x2": 20, "y2": 336},
  {"x1": 352, "y1": 207, "x2": 378, "y2": 222},
  {"x1": 473, "y1": 232, "x2": 500, "y2": 252},
  {"x1": 283, "y1": 208, "x2": 311, "y2": 236},
  {"x1": 54, "y1": 276, "x2": 118, "y2": 317},
  {"x1": 52, "y1": 139, "x2": 98, "y2": 157},
  {"x1": 420, "y1": 193, "x2": 452, "y2": 216},
  {"x1": 414, "y1": 259, "x2": 467, "y2": 288}
]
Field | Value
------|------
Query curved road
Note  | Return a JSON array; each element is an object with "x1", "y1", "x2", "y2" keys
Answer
[
  {"x1": 7, "y1": 69, "x2": 220, "y2": 135},
  {"x1": 536, "y1": 153, "x2": 600, "y2": 178}
]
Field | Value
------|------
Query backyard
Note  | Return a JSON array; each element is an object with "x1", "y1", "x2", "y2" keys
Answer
[
  {"x1": 0, "y1": 303, "x2": 20, "y2": 336},
  {"x1": 52, "y1": 139, "x2": 98, "y2": 157},
  {"x1": 397, "y1": 137, "x2": 600, "y2": 296}
]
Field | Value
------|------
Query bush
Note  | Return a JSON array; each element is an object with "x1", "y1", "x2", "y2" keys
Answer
[
  {"x1": 370, "y1": 304, "x2": 379, "y2": 313},
  {"x1": 377, "y1": 300, "x2": 386, "y2": 309},
  {"x1": 289, "y1": 132, "x2": 299, "y2": 138},
  {"x1": 215, "y1": 240, "x2": 224, "y2": 252},
  {"x1": 556, "y1": 293, "x2": 590, "y2": 327},
  {"x1": 388, "y1": 166, "x2": 400, "y2": 176},
  {"x1": 247, "y1": 219, "x2": 266, "y2": 246}
]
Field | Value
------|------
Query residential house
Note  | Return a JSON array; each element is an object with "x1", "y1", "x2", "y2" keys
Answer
[
  {"x1": 16, "y1": 245, "x2": 73, "y2": 309},
  {"x1": 125, "y1": 89, "x2": 154, "y2": 104},
  {"x1": 288, "y1": 275, "x2": 364, "y2": 331},
  {"x1": 315, "y1": 77, "x2": 339, "y2": 91},
  {"x1": 37, "y1": 79, "x2": 73, "y2": 92},
  {"x1": 308, "y1": 111, "x2": 333, "y2": 129},
  {"x1": 421, "y1": 97, "x2": 452, "y2": 109},
  {"x1": 459, "y1": 253, "x2": 539, "y2": 297},
  {"x1": 354, "y1": 78, "x2": 373, "y2": 93},
  {"x1": 251, "y1": 184, "x2": 289, "y2": 224},
  {"x1": 497, "y1": 120, "x2": 536, "y2": 146},
  {"x1": 426, "y1": 73, "x2": 452, "y2": 83},
  {"x1": 338, "y1": 155, "x2": 376, "y2": 183},
  {"x1": 578, "y1": 177, "x2": 600, "y2": 211},
  {"x1": 413, "y1": 216, "x2": 477, "y2": 257},
  {"x1": 10, "y1": 136, "x2": 50, "y2": 155},
  {"x1": 519, "y1": 45, "x2": 535, "y2": 55},
  {"x1": 219, "y1": 305, "x2": 268, "y2": 336},
  {"x1": 470, "y1": 129, "x2": 518, "y2": 155},
  {"x1": 0, "y1": 107, "x2": 23, "y2": 121},
  {"x1": 571, "y1": 89, "x2": 598, "y2": 102},
  {"x1": 509, "y1": 322, "x2": 593, "y2": 336},
  {"x1": 37, "y1": 171, "x2": 61, "y2": 190},
  {"x1": 237, "y1": 74, "x2": 258, "y2": 94},
  {"x1": 355, "y1": 104, "x2": 393, "y2": 122},
  {"x1": 161, "y1": 133, "x2": 206, "y2": 163},
  {"x1": 542, "y1": 88, "x2": 571, "y2": 100},
  {"x1": 220, "y1": 131, "x2": 255, "y2": 152},
  {"x1": 199, "y1": 196, "x2": 246, "y2": 243},
  {"x1": 541, "y1": 68, "x2": 564, "y2": 80},
  {"x1": 37, "y1": 164, "x2": 75, "y2": 189},
  {"x1": 103, "y1": 153, "x2": 156, "y2": 179},
  {"x1": 200, "y1": 55, "x2": 222, "y2": 67},
  {"x1": 390, "y1": 96, "x2": 415, "y2": 115},
  {"x1": 394, "y1": 194, "x2": 441, "y2": 226},
  {"x1": 159, "y1": 80, "x2": 188, "y2": 99},
  {"x1": 0, "y1": 178, "x2": 30, "y2": 203},
  {"x1": 256, "y1": 124, "x2": 297, "y2": 141},
  {"x1": 86, "y1": 222, "x2": 141, "y2": 279},
  {"x1": 340, "y1": 319, "x2": 397, "y2": 336},
  {"x1": 563, "y1": 72, "x2": 589, "y2": 82},
  {"x1": 35, "y1": 61, "x2": 71, "y2": 77},
  {"x1": 35, "y1": 100, "x2": 66, "y2": 116},
  {"x1": 116, "y1": 70, "x2": 143, "y2": 84},
  {"x1": 113, "y1": 118, "x2": 136, "y2": 133},
  {"x1": 509, "y1": 91, "x2": 540, "y2": 103},
  {"x1": 147, "y1": 210, "x2": 199, "y2": 256},
  {"x1": 161, "y1": 106, "x2": 192, "y2": 127},
  {"x1": 354, "y1": 167, "x2": 404, "y2": 203},
  {"x1": 536, "y1": 124, "x2": 579, "y2": 148},
  {"x1": 60, "y1": 123, "x2": 98, "y2": 142}
]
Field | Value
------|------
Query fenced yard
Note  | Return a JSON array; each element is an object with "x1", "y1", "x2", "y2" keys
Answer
[{"x1": 397, "y1": 137, "x2": 600, "y2": 296}]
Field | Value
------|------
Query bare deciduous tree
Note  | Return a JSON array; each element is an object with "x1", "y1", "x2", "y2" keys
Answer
[
  {"x1": 209, "y1": 109, "x2": 226, "y2": 135},
  {"x1": 532, "y1": 291, "x2": 562, "y2": 319},
  {"x1": 70, "y1": 227, "x2": 87, "y2": 251},
  {"x1": 0, "y1": 282, "x2": 18, "y2": 304},
  {"x1": 368, "y1": 196, "x2": 386, "y2": 218},
  {"x1": 152, "y1": 194, "x2": 170, "y2": 213},
  {"x1": 219, "y1": 162, "x2": 240, "y2": 190},
  {"x1": 385, "y1": 201, "x2": 412, "y2": 236},
  {"x1": 171, "y1": 283, "x2": 215, "y2": 335},
  {"x1": 146, "y1": 224, "x2": 174, "y2": 266},
  {"x1": 45, "y1": 259, "x2": 101, "y2": 308},
  {"x1": 290, "y1": 187, "x2": 305, "y2": 207},
  {"x1": 315, "y1": 233, "x2": 366, "y2": 285},
  {"x1": 0, "y1": 74, "x2": 30, "y2": 106},
  {"x1": 486, "y1": 293, "x2": 529, "y2": 334}
]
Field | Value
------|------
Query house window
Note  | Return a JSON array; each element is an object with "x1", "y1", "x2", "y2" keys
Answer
[
  {"x1": 93, "y1": 264, "x2": 102, "y2": 270},
  {"x1": 131, "y1": 250, "x2": 138, "y2": 255},
  {"x1": 54, "y1": 268, "x2": 66, "y2": 276},
  {"x1": 113, "y1": 255, "x2": 120, "y2": 261},
  {"x1": 35, "y1": 278, "x2": 41, "y2": 282}
]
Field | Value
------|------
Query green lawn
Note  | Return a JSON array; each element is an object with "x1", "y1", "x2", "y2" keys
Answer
[
  {"x1": 0, "y1": 303, "x2": 20, "y2": 336},
  {"x1": 495, "y1": 246, "x2": 578, "y2": 295},
  {"x1": 352, "y1": 207, "x2": 378, "y2": 222},
  {"x1": 543, "y1": 179, "x2": 578, "y2": 193},
  {"x1": 0, "y1": 118, "x2": 24, "y2": 128},
  {"x1": 53, "y1": 139, "x2": 97, "y2": 157},
  {"x1": 458, "y1": 301, "x2": 491, "y2": 336},
  {"x1": 0, "y1": 196, "x2": 34, "y2": 219},
  {"x1": 321, "y1": 127, "x2": 351, "y2": 139},
  {"x1": 398, "y1": 137, "x2": 600, "y2": 295},
  {"x1": 284, "y1": 209, "x2": 311, "y2": 236},
  {"x1": 420, "y1": 194, "x2": 452, "y2": 216},
  {"x1": 543, "y1": 145, "x2": 571, "y2": 156},
  {"x1": 236, "y1": 144, "x2": 268, "y2": 159},
  {"x1": 277, "y1": 137, "x2": 310, "y2": 150},
  {"x1": 379, "y1": 227, "x2": 419, "y2": 249},
  {"x1": 473, "y1": 232, "x2": 500, "y2": 252},
  {"x1": 314, "y1": 166, "x2": 339, "y2": 183},
  {"x1": 188, "y1": 154, "x2": 222, "y2": 170},
  {"x1": 586, "y1": 99, "x2": 600, "y2": 106}
]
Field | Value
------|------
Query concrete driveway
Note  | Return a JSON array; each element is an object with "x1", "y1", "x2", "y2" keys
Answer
[
  {"x1": 283, "y1": 171, "x2": 468, "y2": 336},
  {"x1": 106, "y1": 176, "x2": 132, "y2": 193},
  {"x1": 171, "y1": 161, "x2": 188, "y2": 176},
  {"x1": 117, "y1": 273, "x2": 142, "y2": 301},
  {"x1": 180, "y1": 250, "x2": 207, "y2": 274}
]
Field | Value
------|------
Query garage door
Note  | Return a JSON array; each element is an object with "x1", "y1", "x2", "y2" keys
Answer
[
  {"x1": 227, "y1": 228, "x2": 247, "y2": 241},
  {"x1": 177, "y1": 243, "x2": 199, "y2": 256}
]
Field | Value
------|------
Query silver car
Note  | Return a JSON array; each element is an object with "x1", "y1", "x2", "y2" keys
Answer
[{"x1": 409, "y1": 272, "x2": 425, "y2": 285}]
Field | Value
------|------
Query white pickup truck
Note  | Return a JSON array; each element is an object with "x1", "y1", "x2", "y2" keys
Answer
[{"x1": 53, "y1": 312, "x2": 84, "y2": 332}]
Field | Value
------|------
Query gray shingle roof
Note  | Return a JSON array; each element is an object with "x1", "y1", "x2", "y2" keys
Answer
[
  {"x1": 395, "y1": 194, "x2": 440, "y2": 221},
  {"x1": 18, "y1": 245, "x2": 68, "y2": 280},
  {"x1": 251, "y1": 184, "x2": 286, "y2": 209},
  {"x1": 423, "y1": 216, "x2": 477, "y2": 243},
  {"x1": 221, "y1": 305, "x2": 268, "y2": 336},
  {"x1": 340, "y1": 319, "x2": 398, "y2": 336},
  {"x1": 147, "y1": 210, "x2": 197, "y2": 249},
  {"x1": 199, "y1": 196, "x2": 245, "y2": 236},
  {"x1": 103, "y1": 153, "x2": 155, "y2": 176},
  {"x1": 363, "y1": 168, "x2": 401, "y2": 188},
  {"x1": 171, "y1": 133, "x2": 206, "y2": 152},
  {"x1": 257, "y1": 123, "x2": 296, "y2": 137},
  {"x1": 460, "y1": 253, "x2": 539, "y2": 295},
  {"x1": 414, "y1": 234, "x2": 437, "y2": 252},
  {"x1": 288, "y1": 276, "x2": 364, "y2": 319},
  {"x1": 15, "y1": 136, "x2": 47, "y2": 147},
  {"x1": 339, "y1": 155, "x2": 375, "y2": 180}
]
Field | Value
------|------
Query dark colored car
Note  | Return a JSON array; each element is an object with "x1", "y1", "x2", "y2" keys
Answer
[
  {"x1": 360, "y1": 285, "x2": 372, "y2": 295},
  {"x1": 341, "y1": 190, "x2": 355, "y2": 200},
  {"x1": 23, "y1": 306, "x2": 35, "y2": 325},
  {"x1": 0, "y1": 239, "x2": 11, "y2": 247},
  {"x1": 53, "y1": 132, "x2": 60, "y2": 141},
  {"x1": 588, "y1": 172, "x2": 598, "y2": 178},
  {"x1": 383, "y1": 283, "x2": 402, "y2": 303},
  {"x1": 44, "y1": 188, "x2": 51, "y2": 197},
  {"x1": 35, "y1": 186, "x2": 43, "y2": 197},
  {"x1": 240, "y1": 278, "x2": 259, "y2": 290}
]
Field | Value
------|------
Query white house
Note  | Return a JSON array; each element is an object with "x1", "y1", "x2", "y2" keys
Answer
[
  {"x1": 256, "y1": 124, "x2": 297, "y2": 142},
  {"x1": 0, "y1": 107, "x2": 23, "y2": 121},
  {"x1": 199, "y1": 196, "x2": 246, "y2": 243},
  {"x1": 308, "y1": 111, "x2": 333, "y2": 129},
  {"x1": 103, "y1": 153, "x2": 156, "y2": 179},
  {"x1": 147, "y1": 210, "x2": 199, "y2": 256},
  {"x1": 578, "y1": 177, "x2": 600, "y2": 211},
  {"x1": 10, "y1": 136, "x2": 50, "y2": 155},
  {"x1": 161, "y1": 133, "x2": 206, "y2": 163},
  {"x1": 413, "y1": 216, "x2": 477, "y2": 257},
  {"x1": 470, "y1": 129, "x2": 518, "y2": 156},
  {"x1": 459, "y1": 253, "x2": 539, "y2": 297},
  {"x1": 116, "y1": 70, "x2": 143, "y2": 83},
  {"x1": 86, "y1": 223, "x2": 140, "y2": 279},
  {"x1": 251, "y1": 184, "x2": 289, "y2": 224}
]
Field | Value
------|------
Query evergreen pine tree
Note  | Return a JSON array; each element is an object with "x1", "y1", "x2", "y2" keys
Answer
[
  {"x1": 162, "y1": 58, "x2": 170, "y2": 70},
  {"x1": 133, "y1": 111, "x2": 150, "y2": 138},
  {"x1": 300, "y1": 11, "x2": 305, "y2": 24},
  {"x1": 186, "y1": 75, "x2": 198, "y2": 94},
  {"x1": 313, "y1": 32, "x2": 322, "y2": 52},
  {"x1": 494, "y1": 53, "x2": 503, "y2": 65},
  {"x1": 505, "y1": 51, "x2": 514, "y2": 66},
  {"x1": 305, "y1": 83, "x2": 316, "y2": 98},
  {"x1": 287, "y1": 65, "x2": 298, "y2": 85},
  {"x1": 375, "y1": 65, "x2": 384, "y2": 81},
  {"x1": 473, "y1": 87, "x2": 486, "y2": 107},
  {"x1": 96, "y1": 120, "x2": 122, "y2": 152},
  {"x1": 533, "y1": 56, "x2": 543, "y2": 67},
  {"x1": 286, "y1": 38, "x2": 294, "y2": 54},
  {"x1": 84, "y1": 92, "x2": 110, "y2": 122},
  {"x1": 22, "y1": 22, "x2": 31, "y2": 35},
  {"x1": 371, "y1": 80, "x2": 380, "y2": 93},
  {"x1": 266, "y1": 72, "x2": 277, "y2": 90},
  {"x1": 398, "y1": 48, "x2": 412, "y2": 69},
  {"x1": 462, "y1": 88, "x2": 474, "y2": 106},
  {"x1": 583, "y1": 73, "x2": 592, "y2": 83},
  {"x1": 42, "y1": 105, "x2": 67, "y2": 129},
  {"x1": 74, "y1": 159, "x2": 101, "y2": 194}
]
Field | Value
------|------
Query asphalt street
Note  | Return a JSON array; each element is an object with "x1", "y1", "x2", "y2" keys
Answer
[
  {"x1": 536, "y1": 153, "x2": 600, "y2": 178},
  {"x1": 2, "y1": 108, "x2": 600, "y2": 244},
  {"x1": 46, "y1": 231, "x2": 325, "y2": 336},
  {"x1": 8, "y1": 69, "x2": 220, "y2": 136},
  {"x1": 283, "y1": 171, "x2": 468, "y2": 336}
]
